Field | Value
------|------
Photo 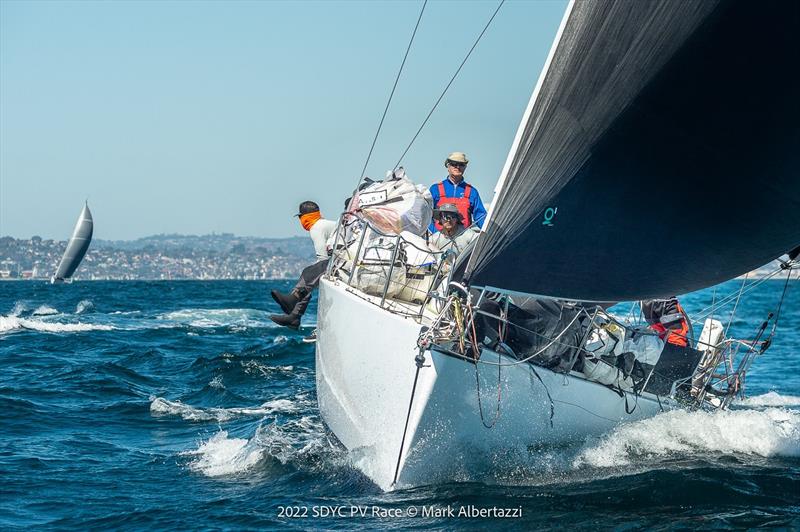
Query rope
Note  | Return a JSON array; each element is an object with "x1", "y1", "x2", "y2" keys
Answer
[
  {"x1": 473, "y1": 347, "x2": 502, "y2": 428},
  {"x1": 760, "y1": 267, "x2": 794, "y2": 353},
  {"x1": 357, "y1": 0, "x2": 427, "y2": 185},
  {"x1": 688, "y1": 266, "x2": 784, "y2": 323},
  {"x1": 393, "y1": 0, "x2": 505, "y2": 169},
  {"x1": 391, "y1": 348, "x2": 427, "y2": 486},
  {"x1": 770, "y1": 268, "x2": 793, "y2": 336},
  {"x1": 724, "y1": 273, "x2": 748, "y2": 337},
  {"x1": 528, "y1": 362, "x2": 555, "y2": 427},
  {"x1": 467, "y1": 310, "x2": 583, "y2": 367}
]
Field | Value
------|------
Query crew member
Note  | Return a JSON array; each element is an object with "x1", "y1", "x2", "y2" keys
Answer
[
  {"x1": 641, "y1": 296, "x2": 690, "y2": 347},
  {"x1": 430, "y1": 203, "x2": 479, "y2": 255},
  {"x1": 429, "y1": 152, "x2": 487, "y2": 232},
  {"x1": 270, "y1": 201, "x2": 337, "y2": 330}
]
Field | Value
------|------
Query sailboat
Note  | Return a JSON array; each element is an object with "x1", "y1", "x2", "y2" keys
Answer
[
  {"x1": 51, "y1": 202, "x2": 94, "y2": 283},
  {"x1": 315, "y1": 0, "x2": 800, "y2": 490}
]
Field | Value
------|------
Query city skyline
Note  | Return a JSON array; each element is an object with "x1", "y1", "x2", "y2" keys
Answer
[{"x1": 0, "y1": 232, "x2": 314, "y2": 280}]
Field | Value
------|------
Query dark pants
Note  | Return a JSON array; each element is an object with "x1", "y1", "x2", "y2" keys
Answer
[{"x1": 291, "y1": 260, "x2": 328, "y2": 317}]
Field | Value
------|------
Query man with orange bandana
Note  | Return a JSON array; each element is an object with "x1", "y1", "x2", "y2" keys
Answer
[{"x1": 270, "y1": 201, "x2": 337, "y2": 330}]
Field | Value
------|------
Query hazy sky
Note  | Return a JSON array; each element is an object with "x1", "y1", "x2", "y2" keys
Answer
[{"x1": 1, "y1": 0, "x2": 566, "y2": 240}]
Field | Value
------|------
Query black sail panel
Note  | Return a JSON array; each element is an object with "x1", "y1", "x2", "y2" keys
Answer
[{"x1": 467, "y1": 0, "x2": 800, "y2": 301}]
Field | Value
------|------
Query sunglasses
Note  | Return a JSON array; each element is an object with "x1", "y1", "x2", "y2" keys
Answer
[
  {"x1": 447, "y1": 161, "x2": 466, "y2": 169},
  {"x1": 440, "y1": 213, "x2": 460, "y2": 221}
]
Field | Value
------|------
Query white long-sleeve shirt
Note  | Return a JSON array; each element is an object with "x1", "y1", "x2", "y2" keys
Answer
[{"x1": 310, "y1": 219, "x2": 337, "y2": 261}]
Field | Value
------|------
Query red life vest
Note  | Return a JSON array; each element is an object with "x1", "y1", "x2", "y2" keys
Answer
[
  {"x1": 434, "y1": 182, "x2": 472, "y2": 231},
  {"x1": 643, "y1": 298, "x2": 689, "y2": 347}
]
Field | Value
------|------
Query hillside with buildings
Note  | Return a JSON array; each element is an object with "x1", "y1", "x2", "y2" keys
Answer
[{"x1": 0, "y1": 234, "x2": 314, "y2": 280}]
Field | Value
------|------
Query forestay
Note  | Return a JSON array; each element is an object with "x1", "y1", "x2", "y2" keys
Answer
[{"x1": 465, "y1": 0, "x2": 800, "y2": 301}]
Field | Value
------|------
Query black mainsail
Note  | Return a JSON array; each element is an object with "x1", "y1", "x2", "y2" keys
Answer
[
  {"x1": 465, "y1": 0, "x2": 800, "y2": 301},
  {"x1": 52, "y1": 202, "x2": 94, "y2": 283}
]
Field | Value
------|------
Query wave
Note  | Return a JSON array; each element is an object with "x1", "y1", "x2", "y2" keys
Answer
[
  {"x1": 0, "y1": 315, "x2": 115, "y2": 334},
  {"x1": 157, "y1": 308, "x2": 273, "y2": 329},
  {"x1": 32, "y1": 305, "x2": 59, "y2": 316},
  {"x1": 183, "y1": 430, "x2": 266, "y2": 477},
  {"x1": 737, "y1": 391, "x2": 800, "y2": 407},
  {"x1": 9, "y1": 301, "x2": 27, "y2": 317},
  {"x1": 241, "y1": 360, "x2": 295, "y2": 377},
  {"x1": 573, "y1": 406, "x2": 800, "y2": 469},
  {"x1": 1, "y1": 305, "x2": 282, "y2": 334},
  {"x1": 149, "y1": 396, "x2": 300, "y2": 422},
  {"x1": 76, "y1": 300, "x2": 94, "y2": 314},
  {"x1": 209, "y1": 376, "x2": 225, "y2": 390},
  {"x1": 183, "y1": 415, "x2": 331, "y2": 478}
]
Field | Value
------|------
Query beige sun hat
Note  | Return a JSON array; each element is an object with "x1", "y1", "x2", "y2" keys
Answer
[{"x1": 444, "y1": 152, "x2": 469, "y2": 166}]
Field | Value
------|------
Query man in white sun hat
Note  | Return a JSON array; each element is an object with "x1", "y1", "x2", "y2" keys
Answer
[{"x1": 429, "y1": 151, "x2": 487, "y2": 233}]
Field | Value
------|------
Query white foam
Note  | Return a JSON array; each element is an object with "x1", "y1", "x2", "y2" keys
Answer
[
  {"x1": 241, "y1": 360, "x2": 295, "y2": 377},
  {"x1": 573, "y1": 407, "x2": 800, "y2": 469},
  {"x1": 738, "y1": 391, "x2": 800, "y2": 407},
  {"x1": 32, "y1": 305, "x2": 59, "y2": 316},
  {"x1": 76, "y1": 300, "x2": 94, "y2": 314},
  {"x1": 181, "y1": 413, "x2": 338, "y2": 478},
  {"x1": 149, "y1": 396, "x2": 299, "y2": 422},
  {"x1": 0, "y1": 315, "x2": 114, "y2": 334},
  {"x1": 184, "y1": 430, "x2": 265, "y2": 477},
  {"x1": 10, "y1": 301, "x2": 27, "y2": 317},
  {"x1": 0, "y1": 316, "x2": 21, "y2": 333},
  {"x1": 158, "y1": 308, "x2": 271, "y2": 328}
]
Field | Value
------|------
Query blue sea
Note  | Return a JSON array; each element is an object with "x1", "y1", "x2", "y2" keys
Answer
[{"x1": 1, "y1": 279, "x2": 798, "y2": 530}]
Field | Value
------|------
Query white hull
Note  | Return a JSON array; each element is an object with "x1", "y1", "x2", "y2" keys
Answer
[{"x1": 316, "y1": 278, "x2": 671, "y2": 490}]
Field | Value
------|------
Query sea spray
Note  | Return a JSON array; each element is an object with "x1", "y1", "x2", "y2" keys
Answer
[
  {"x1": 76, "y1": 300, "x2": 94, "y2": 314},
  {"x1": 32, "y1": 305, "x2": 59, "y2": 316},
  {"x1": 0, "y1": 316, "x2": 114, "y2": 334},
  {"x1": 150, "y1": 396, "x2": 301, "y2": 423},
  {"x1": 738, "y1": 391, "x2": 800, "y2": 407},
  {"x1": 183, "y1": 430, "x2": 266, "y2": 477},
  {"x1": 573, "y1": 406, "x2": 800, "y2": 468}
]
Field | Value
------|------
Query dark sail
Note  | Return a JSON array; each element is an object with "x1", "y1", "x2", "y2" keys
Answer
[
  {"x1": 53, "y1": 203, "x2": 93, "y2": 282},
  {"x1": 465, "y1": 0, "x2": 800, "y2": 301}
]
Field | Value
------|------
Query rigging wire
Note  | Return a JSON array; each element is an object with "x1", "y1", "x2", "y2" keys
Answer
[
  {"x1": 724, "y1": 272, "x2": 749, "y2": 338},
  {"x1": 393, "y1": 0, "x2": 506, "y2": 170},
  {"x1": 688, "y1": 267, "x2": 784, "y2": 324},
  {"x1": 356, "y1": 0, "x2": 428, "y2": 186},
  {"x1": 762, "y1": 266, "x2": 794, "y2": 351}
]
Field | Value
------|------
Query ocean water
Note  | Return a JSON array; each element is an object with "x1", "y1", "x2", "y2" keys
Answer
[{"x1": 1, "y1": 279, "x2": 798, "y2": 530}]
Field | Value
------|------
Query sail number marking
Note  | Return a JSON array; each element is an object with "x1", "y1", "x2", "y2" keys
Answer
[{"x1": 542, "y1": 207, "x2": 558, "y2": 227}]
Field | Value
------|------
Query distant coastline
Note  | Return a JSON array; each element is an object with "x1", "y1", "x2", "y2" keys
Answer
[{"x1": 0, "y1": 233, "x2": 314, "y2": 281}]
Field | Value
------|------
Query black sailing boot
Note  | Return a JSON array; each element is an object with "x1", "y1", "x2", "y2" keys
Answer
[
  {"x1": 269, "y1": 312, "x2": 301, "y2": 330},
  {"x1": 271, "y1": 289, "x2": 299, "y2": 315}
]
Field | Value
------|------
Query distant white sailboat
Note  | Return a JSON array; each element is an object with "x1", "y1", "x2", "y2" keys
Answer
[{"x1": 51, "y1": 202, "x2": 93, "y2": 283}]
